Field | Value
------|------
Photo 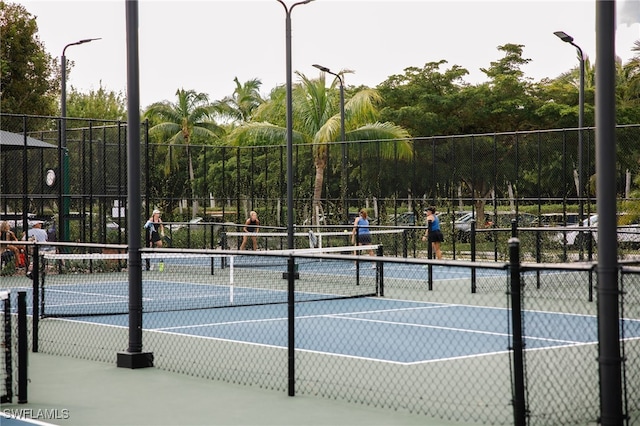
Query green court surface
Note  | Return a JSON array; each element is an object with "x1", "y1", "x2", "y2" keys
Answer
[{"x1": 0, "y1": 352, "x2": 465, "y2": 426}]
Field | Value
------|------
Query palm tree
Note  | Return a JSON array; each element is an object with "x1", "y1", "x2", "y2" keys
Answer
[
  {"x1": 620, "y1": 40, "x2": 640, "y2": 106},
  {"x1": 228, "y1": 72, "x2": 412, "y2": 224},
  {"x1": 144, "y1": 88, "x2": 224, "y2": 218},
  {"x1": 213, "y1": 77, "x2": 264, "y2": 124}
]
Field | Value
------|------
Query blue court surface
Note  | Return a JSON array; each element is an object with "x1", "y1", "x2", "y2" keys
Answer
[
  {"x1": 61, "y1": 296, "x2": 640, "y2": 365},
  {"x1": 8, "y1": 256, "x2": 638, "y2": 365}
]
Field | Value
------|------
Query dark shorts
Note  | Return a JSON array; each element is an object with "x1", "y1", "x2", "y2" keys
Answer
[
  {"x1": 150, "y1": 231, "x2": 162, "y2": 243},
  {"x1": 429, "y1": 230, "x2": 444, "y2": 243},
  {"x1": 358, "y1": 233, "x2": 372, "y2": 244},
  {"x1": 1, "y1": 250, "x2": 14, "y2": 263}
]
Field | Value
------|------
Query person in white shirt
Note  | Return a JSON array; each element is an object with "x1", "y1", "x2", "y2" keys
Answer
[
  {"x1": 25, "y1": 221, "x2": 48, "y2": 242},
  {"x1": 24, "y1": 221, "x2": 52, "y2": 279}
]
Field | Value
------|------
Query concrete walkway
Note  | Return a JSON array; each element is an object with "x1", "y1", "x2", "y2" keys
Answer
[{"x1": 1, "y1": 353, "x2": 462, "y2": 426}]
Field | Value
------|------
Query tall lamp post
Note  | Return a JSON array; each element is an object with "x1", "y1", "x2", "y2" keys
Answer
[
  {"x1": 277, "y1": 0, "x2": 313, "y2": 250},
  {"x1": 277, "y1": 0, "x2": 313, "y2": 399},
  {"x1": 312, "y1": 64, "x2": 347, "y2": 223},
  {"x1": 60, "y1": 38, "x2": 101, "y2": 242},
  {"x1": 554, "y1": 31, "x2": 585, "y2": 234}
]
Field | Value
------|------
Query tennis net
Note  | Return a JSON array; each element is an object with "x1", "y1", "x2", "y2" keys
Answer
[
  {"x1": 40, "y1": 245, "x2": 382, "y2": 318},
  {"x1": 223, "y1": 228, "x2": 406, "y2": 252}
]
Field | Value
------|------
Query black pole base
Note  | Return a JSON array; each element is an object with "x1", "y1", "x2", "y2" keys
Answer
[{"x1": 117, "y1": 351, "x2": 154, "y2": 369}]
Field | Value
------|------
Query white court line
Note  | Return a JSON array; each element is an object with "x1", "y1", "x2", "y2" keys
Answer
[{"x1": 321, "y1": 314, "x2": 584, "y2": 345}]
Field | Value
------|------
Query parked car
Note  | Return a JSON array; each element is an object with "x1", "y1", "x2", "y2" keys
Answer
[
  {"x1": 386, "y1": 212, "x2": 416, "y2": 226},
  {"x1": 530, "y1": 212, "x2": 580, "y2": 227},
  {"x1": 453, "y1": 211, "x2": 536, "y2": 242},
  {"x1": 556, "y1": 213, "x2": 640, "y2": 247},
  {"x1": 106, "y1": 219, "x2": 125, "y2": 233},
  {"x1": 172, "y1": 217, "x2": 205, "y2": 231}
]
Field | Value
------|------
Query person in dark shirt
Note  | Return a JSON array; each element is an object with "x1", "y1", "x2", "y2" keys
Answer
[
  {"x1": 144, "y1": 209, "x2": 165, "y2": 248},
  {"x1": 240, "y1": 211, "x2": 260, "y2": 250}
]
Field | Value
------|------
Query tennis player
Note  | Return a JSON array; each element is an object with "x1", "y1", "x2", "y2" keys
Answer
[
  {"x1": 352, "y1": 209, "x2": 375, "y2": 265},
  {"x1": 144, "y1": 209, "x2": 165, "y2": 248},
  {"x1": 422, "y1": 206, "x2": 443, "y2": 259},
  {"x1": 240, "y1": 211, "x2": 260, "y2": 250}
]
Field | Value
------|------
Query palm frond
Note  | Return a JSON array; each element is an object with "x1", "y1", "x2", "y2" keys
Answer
[
  {"x1": 228, "y1": 122, "x2": 285, "y2": 146},
  {"x1": 348, "y1": 122, "x2": 413, "y2": 160}
]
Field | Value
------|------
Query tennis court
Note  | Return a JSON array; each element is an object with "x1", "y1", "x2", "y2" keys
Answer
[
  {"x1": 16, "y1": 249, "x2": 640, "y2": 365},
  {"x1": 51, "y1": 296, "x2": 638, "y2": 365},
  {"x1": 7, "y1": 246, "x2": 640, "y2": 424}
]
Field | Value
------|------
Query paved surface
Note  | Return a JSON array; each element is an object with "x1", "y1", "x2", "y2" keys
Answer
[{"x1": 1, "y1": 353, "x2": 463, "y2": 426}]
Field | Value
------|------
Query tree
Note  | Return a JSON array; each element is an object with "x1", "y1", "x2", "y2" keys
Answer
[
  {"x1": 378, "y1": 60, "x2": 470, "y2": 137},
  {"x1": 475, "y1": 43, "x2": 540, "y2": 132},
  {"x1": 618, "y1": 40, "x2": 640, "y2": 122},
  {"x1": 212, "y1": 77, "x2": 264, "y2": 124},
  {"x1": 228, "y1": 72, "x2": 412, "y2": 224},
  {"x1": 0, "y1": 2, "x2": 59, "y2": 121},
  {"x1": 66, "y1": 82, "x2": 126, "y2": 122},
  {"x1": 143, "y1": 89, "x2": 224, "y2": 218}
]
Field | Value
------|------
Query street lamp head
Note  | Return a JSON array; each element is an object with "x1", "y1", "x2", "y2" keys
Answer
[
  {"x1": 63, "y1": 37, "x2": 101, "y2": 55},
  {"x1": 78, "y1": 37, "x2": 102, "y2": 44},
  {"x1": 278, "y1": 0, "x2": 314, "y2": 9},
  {"x1": 312, "y1": 64, "x2": 331, "y2": 73},
  {"x1": 554, "y1": 31, "x2": 573, "y2": 43}
]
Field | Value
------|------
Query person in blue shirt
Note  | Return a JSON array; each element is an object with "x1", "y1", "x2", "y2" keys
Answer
[
  {"x1": 352, "y1": 209, "x2": 374, "y2": 259},
  {"x1": 422, "y1": 206, "x2": 443, "y2": 259}
]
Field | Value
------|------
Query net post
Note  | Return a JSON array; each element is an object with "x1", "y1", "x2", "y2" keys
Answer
[
  {"x1": 17, "y1": 291, "x2": 28, "y2": 404},
  {"x1": 402, "y1": 229, "x2": 408, "y2": 258},
  {"x1": 31, "y1": 244, "x2": 40, "y2": 291},
  {"x1": 376, "y1": 245, "x2": 384, "y2": 297}
]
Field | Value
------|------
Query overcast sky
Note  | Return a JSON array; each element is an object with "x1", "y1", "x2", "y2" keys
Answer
[{"x1": 16, "y1": 0, "x2": 640, "y2": 109}]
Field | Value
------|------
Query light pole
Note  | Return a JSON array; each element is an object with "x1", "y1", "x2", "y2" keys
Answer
[
  {"x1": 277, "y1": 0, "x2": 313, "y2": 399},
  {"x1": 277, "y1": 0, "x2": 313, "y2": 250},
  {"x1": 554, "y1": 31, "x2": 585, "y2": 234},
  {"x1": 60, "y1": 38, "x2": 101, "y2": 241},
  {"x1": 313, "y1": 64, "x2": 347, "y2": 223}
]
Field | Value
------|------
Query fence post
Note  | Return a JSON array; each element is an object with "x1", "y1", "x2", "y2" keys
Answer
[
  {"x1": 287, "y1": 255, "x2": 295, "y2": 397},
  {"x1": 509, "y1": 238, "x2": 526, "y2": 426},
  {"x1": 376, "y1": 245, "x2": 384, "y2": 297},
  {"x1": 2, "y1": 291, "x2": 12, "y2": 403},
  {"x1": 427, "y1": 219, "x2": 433, "y2": 291},
  {"x1": 17, "y1": 291, "x2": 27, "y2": 403},
  {"x1": 471, "y1": 220, "x2": 477, "y2": 293},
  {"x1": 31, "y1": 246, "x2": 39, "y2": 353}
]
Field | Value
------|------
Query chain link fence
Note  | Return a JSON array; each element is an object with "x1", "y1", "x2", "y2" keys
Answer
[
  {"x1": 0, "y1": 241, "x2": 631, "y2": 424},
  {"x1": 4, "y1": 113, "x2": 640, "y2": 258}
]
